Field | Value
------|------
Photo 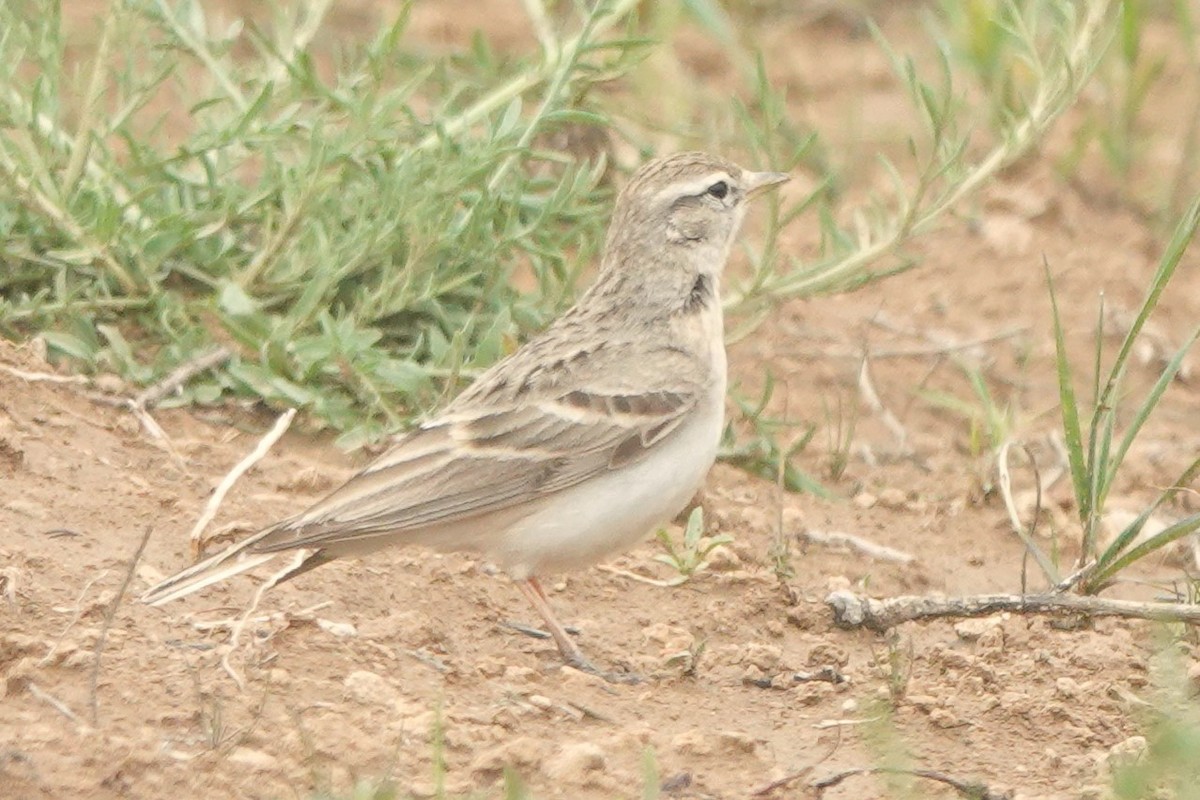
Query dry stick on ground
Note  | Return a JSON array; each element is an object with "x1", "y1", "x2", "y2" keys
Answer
[
  {"x1": 188, "y1": 601, "x2": 333, "y2": 633},
  {"x1": 220, "y1": 550, "x2": 309, "y2": 689},
  {"x1": 193, "y1": 598, "x2": 343, "y2": 687},
  {"x1": 89, "y1": 525, "x2": 153, "y2": 725},
  {"x1": 189, "y1": 407, "x2": 297, "y2": 558},
  {"x1": 39, "y1": 572, "x2": 107, "y2": 667},
  {"x1": 868, "y1": 311, "x2": 1007, "y2": 357},
  {"x1": 812, "y1": 767, "x2": 1011, "y2": 800},
  {"x1": 82, "y1": 345, "x2": 234, "y2": 462},
  {"x1": 816, "y1": 326, "x2": 1032, "y2": 362},
  {"x1": 749, "y1": 726, "x2": 842, "y2": 796},
  {"x1": 134, "y1": 345, "x2": 233, "y2": 408},
  {"x1": 827, "y1": 589, "x2": 1200, "y2": 633},
  {"x1": 27, "y1": 682, "x2": 81, "y2": 724},
  {"x1": 0, "y1": 364, "x2": 90, "y2": 384},
  {"x1": 996, "y1": 439, "x2": 1058, "y2": 587},
  {"x1": 800, "y1": 529, "x2": 916, "y2": 564},
  {"x1": 857, "y1": 355, "x2": 911, "y2": 455},
  {"x1": 123, "y1": 345, "x2": 234, "y2": 456}
]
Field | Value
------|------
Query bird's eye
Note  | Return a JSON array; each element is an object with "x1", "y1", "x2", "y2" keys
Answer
[{"x1": 706, "y1": 181, "x2": 729, "y2": 199}]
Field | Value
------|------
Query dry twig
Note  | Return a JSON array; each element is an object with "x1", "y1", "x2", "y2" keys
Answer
[
  {"x1": 189, "y1": 407, "x2": 296, "y2": 558},
  {"x1": 812, "y1": 766, "x2": 1011, "y2": 799},
  {"x1": 857, "y1": 356, "x2": 911, "y2": 454},
  {"x1": 219, "y1": 549, "x2": 309, "y2": 689},
  {"x1": 801, "y1": 529, "x2": 916, "y2": 564},
  {"x1": 750, "y1": 728, "x2": 841, "y2": 796},
  {"x1": 134, "y1": 346, "x2": 232, "y2": 408},
  {"x1": 40, "y1": 573, "x2": 107, "y2": 667},
  {"x1": 996, "y1": 439, "x2": 1058, "y2": 586},
  {"x1": 123, "y1": 346, "x2": 233, "y2": 457},
  {"x1": 827, "y1": 589, "x2": 1200, "y2": 632},
  {"x1": 27, "y1": 682, "x2": 80, "y2": 723},
  {"x1": 820, "y1": 325, "x2": 1028, "y2": 360},
  {"x1": 0, "y1": 364, "x2": 89, "y2": 384},
  {"x1": 76, "y1": 346, "x2": 233, "y2": 461},
  {"x1": 89, "y1": 526, "x2": 152, "y2": 725}
]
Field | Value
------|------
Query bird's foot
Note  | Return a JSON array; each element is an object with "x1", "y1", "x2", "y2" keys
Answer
[{"x1": 562, "y1": 652, "x2": 642, "y2": 685}]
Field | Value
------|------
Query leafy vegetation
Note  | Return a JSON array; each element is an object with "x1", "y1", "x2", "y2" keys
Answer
[
  {"x1": 1046, "y1": 197, "x2": 1200, "y2": 593},
  {"x1": 0, "y1": 0, "x2": 1117, "y2": 459}
]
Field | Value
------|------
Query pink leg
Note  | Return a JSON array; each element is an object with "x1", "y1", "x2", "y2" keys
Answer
[{"x1": 515, "y1": 578, "x2": 591, "y2": 669}]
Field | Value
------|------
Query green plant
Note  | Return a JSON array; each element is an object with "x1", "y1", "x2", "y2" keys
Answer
[
  {"x1": 1109, "y1": 632, "x2": 1200, "y2": 800},
  {"x1": 720, "y1": 373, "x2": 825, "y2": 497},
  {"x1": 309, "y1": 780, "x2": 398, "y2": 800},
  {"x1": 0, "y1": 0, "x2": 1121, "y2": 495},
  {"x1": 880, "y1": 631, "x2": 914, "y2": 704},
  {"x1": 919, "y1": 359, "x2": 1018, "y2": 458},
  {"x1": 726, "y1": 0, "x2": 1116, "y2": 316},
  {"x1": 1056, "y1": 1, "x2": 1175, "y2": 213},
  {"x1": 822, "y1": 394, "x2": 858, "y2": 482},
  {"x1": 641, "y1": 747, "x2": 661, "y2": 800},
  {"x1": 1048, "y1": 197, "x2": 1200, "y2": 593},
  {"x1": 937, "y1": 0, "x2": 1041, "y2": 124},
  {"x1": 653, "y1": 507, "x2": 733, "y2": 584},
  {"x1": 0, "y1": 0, "x2": 643, "y2": 447}
]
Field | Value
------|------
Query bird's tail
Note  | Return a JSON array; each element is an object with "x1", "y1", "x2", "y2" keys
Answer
[{"x1": 141, "y1": 527, "x2": 304, "y2": 606}]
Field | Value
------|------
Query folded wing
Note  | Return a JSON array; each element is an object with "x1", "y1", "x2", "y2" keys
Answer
[{"x1": 249, "y1": 388, "x2": 696, "y2": 553}]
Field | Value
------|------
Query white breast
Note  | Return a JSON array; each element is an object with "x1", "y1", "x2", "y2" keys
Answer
[
  {"x1": 489, "y1": 319, "x2": 728, "y2": 579},
  {"x1": 490, "y1": 387, "x2": 724, "y2": 578}
]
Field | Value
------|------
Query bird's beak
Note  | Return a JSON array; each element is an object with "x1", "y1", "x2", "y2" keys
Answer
[{"x1": 744, "y1": 170, "x2": 790, "y2": 197}]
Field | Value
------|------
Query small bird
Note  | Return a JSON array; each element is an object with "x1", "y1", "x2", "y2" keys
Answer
[{"x1": 142, "y1": 152, "x2": 788, "y2": 675}]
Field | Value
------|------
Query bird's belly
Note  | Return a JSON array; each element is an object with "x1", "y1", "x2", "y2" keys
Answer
[{"x1": 490, "y1": 391, "x2": 725, "y2": 580}]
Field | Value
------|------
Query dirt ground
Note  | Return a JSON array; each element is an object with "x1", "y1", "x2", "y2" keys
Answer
[{"x1": 4, "y1": 3, "x2": 1200, "y2": 799}]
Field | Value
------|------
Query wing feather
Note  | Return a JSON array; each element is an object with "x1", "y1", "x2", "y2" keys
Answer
[{"x1": 250, "y1": 387, "x2": 697, "y2": 553}]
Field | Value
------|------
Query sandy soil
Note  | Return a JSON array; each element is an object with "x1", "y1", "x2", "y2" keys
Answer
[{"x1": 4, "y1": 3, "x2": 1200, "y2": 799}]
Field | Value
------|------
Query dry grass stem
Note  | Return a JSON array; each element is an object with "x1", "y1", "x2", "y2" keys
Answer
[
  {"x1": 821, "y1": 325, "x2": 1027, "y2": 360},
  {"x1": 40, "y1": 573, "x2": 107, "y2": 667},
  {"x1": 0, "y1": 364, "x2": 89, "y2": 384},
  {"x1": 219, "y1": 550, "x2": 310, "y2": 689},
  {"x1": 188, "y1": 408, "x2": 297, "y2": 558},
  {"x1": 749, "y1": 729, "x2": 842, "y2": 796},
  {"x1": 996, "y1": 439, "x2": 1058, "y2": 585},
  {"x1": 857, "y1": 356, "x2": 911, "y2": 453},
  {"x1": 812, "y1": 716, "x2": 886, "y2": 730},
  {"x1": 89, "y1": 525, "x2": 152, "y2": 725},
  {"x1": 812, "y1": 766, "x2": 1010, "y2": 800},
  {"x1": 27, "y1": 682, "x2": 80, "y2": 724},
  {"x1": 800, "y1": 529, "x2": 916, "y2": 564},
  {"x1": 187, "y1": 601, "x2": 334, "y2": 633},
  {"x1": 598, "y1": 564, "x2": 686, "y2": 587},
  {"x1": 133, "y1": 346, "x2": 232, "y2": 408}
]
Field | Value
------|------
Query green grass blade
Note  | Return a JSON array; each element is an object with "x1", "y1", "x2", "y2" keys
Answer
[
  {"x1": 1084, "y1": 454, "x2": 1200, "y2": 591},
  {"x1": 1045, "y1": 259, "x2": 1091, "y2": 523},
  {"x1": 1088, "y1": 512, "x2": 1200, "y2": 589},
  {"x1": 1095, "y1": 196, "x2": 1200, "y2": 413},
  {"x1": 1107, "y1": 324, "x2": 1200, "y2": 489}
]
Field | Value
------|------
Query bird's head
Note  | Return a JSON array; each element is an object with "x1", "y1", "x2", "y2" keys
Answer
[{"x1": 604, "y1": 151, "x2": 789, "y2": 271}]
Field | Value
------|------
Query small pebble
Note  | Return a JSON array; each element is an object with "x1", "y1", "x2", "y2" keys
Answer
[
  {"x1": 227, "y1": 747, "x2": 279, "y2": 772},
  {"x1": 852, "y1": 492, "x2": 877, "y2": 510},
  {"x1": 545, "y1": 741, "x2": 606, "y2": 782}
]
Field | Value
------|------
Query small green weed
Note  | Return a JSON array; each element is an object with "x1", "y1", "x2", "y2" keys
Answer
[
  {"x1": 1048, "y1": 197, "x2": 1200, "y2": 593},
  {"x1": 1109, "y1": 631, "x2": 1200, "y2": 800},
  {"x1": 919, "y1": 359, "x2": 1017, "y2": 459},
  {"x1": 653, "y1": 507, "x2": 733, "y2": 585},
  {"x1": 720, "y1": 373, "x2": 825, "y2": 497}
]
